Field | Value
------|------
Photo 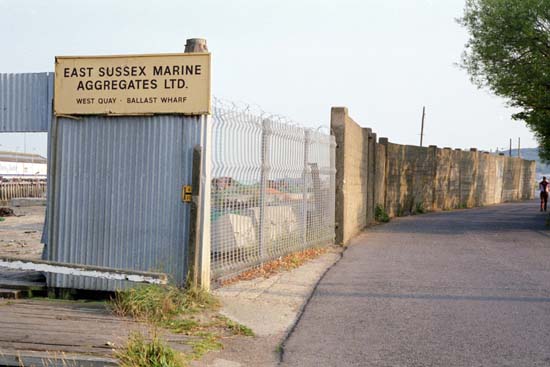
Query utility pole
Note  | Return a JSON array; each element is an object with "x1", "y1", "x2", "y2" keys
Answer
[
  {"x1": 420, "y1": 106, "x2": 426, "y2": 147},
  {"x1": 517, "y1": 137, "x2": 521, "y2": 158},
  {"x1": 509, "y1": 138, "x2": 512, "y2": 157}
]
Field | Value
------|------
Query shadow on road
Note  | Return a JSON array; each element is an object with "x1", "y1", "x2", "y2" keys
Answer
[{"x1": 373, "y1": 201, "x2": 549, "y2": 235}]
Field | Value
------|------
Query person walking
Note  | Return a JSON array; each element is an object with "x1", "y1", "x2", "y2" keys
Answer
[{"x1": 540, "y1": 176, "x2": 549, "y2": 212}]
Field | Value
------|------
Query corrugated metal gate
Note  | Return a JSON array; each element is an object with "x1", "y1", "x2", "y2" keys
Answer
[
  {"x1": 0, "y1": 73, "x2": 54, "y2": 247},
  {"x1": 1, "y1": 73, "x2": 201, "y2": 290},
  {"x1": 46, "y1": 116, "x2": 202, "y2": 290}
]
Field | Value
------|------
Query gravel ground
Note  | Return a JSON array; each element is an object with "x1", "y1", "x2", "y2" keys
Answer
[
  {"x1": 0, "y1": 205, "x2": 45, "y2": 260},
  {"x1": 281, "y1": 201, "x2": 550, "y2": 367}
]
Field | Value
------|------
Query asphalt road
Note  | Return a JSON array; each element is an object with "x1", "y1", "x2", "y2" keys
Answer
[{"x1": 281, "y1": 201, "x2": 550, "y2": 367}]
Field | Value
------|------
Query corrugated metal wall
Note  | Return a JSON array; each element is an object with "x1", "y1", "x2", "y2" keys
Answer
[
  {"x1": 0, "y1": 72, "x2": 53, "y2": 244},
  {"x1": 0, "y1": 73, "x2": 53, "y2": 132},
  {"x1": 47, "y1": 115, "x2": 203, "y2": 290}
]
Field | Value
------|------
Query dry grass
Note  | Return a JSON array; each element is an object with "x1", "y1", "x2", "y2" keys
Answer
[
  {"x1": 220, "y1": 247, "x2": 329, "y2": 287},
  {"x1": 111, "y1": 285, "x2": 253, "y2": 365},
  {"x1": 112, "y1": 247, "x2": 329, "y2": 364},
  {"x1": 110, "y1": 285, "x2": 219, "y2": 323}
]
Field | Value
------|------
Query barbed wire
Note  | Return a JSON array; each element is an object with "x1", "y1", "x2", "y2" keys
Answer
[{"x1": 213, "y1": 96, "x2": 326, "y2": 133}]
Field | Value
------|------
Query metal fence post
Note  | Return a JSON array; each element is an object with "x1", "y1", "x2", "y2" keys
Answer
[
  {"x1": 302, "y1": 130, "x2": 311, "y2": 247},
  {"x1": 197, "y1": 114, "x2": 212, "y2": 290},
  {"x1": 259, "y1": 118, "x2": 272, "y2": 259}
]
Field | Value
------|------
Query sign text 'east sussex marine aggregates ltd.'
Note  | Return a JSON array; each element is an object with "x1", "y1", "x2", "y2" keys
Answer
[{"x1": 54, "y1": 53, "x2": 210, "y2": 116}]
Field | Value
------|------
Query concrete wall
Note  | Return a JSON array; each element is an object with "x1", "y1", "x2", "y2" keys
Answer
[
  {"x1": 332, "y1": 107, "x2": 537, "y2": 245},
  {"x1": 332, "y1": 107, "x2": 374, "y2": 245}
]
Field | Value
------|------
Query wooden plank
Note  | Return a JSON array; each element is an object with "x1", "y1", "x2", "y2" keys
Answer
[
  {"x1": 0, "y1": 349, "x2": 118, "y2": 367},
  {"x1": 3, "y1": 299, "x2": 111, "y2": 311},
  {"x1": 0, "y1": 330, "x2": 124, "y2": 348},
  {"x1": 0, "y1": 302, "x2": 119, "y2": 317},
  {"x1": 0, "y1": 298, "x2": 193, "y2": 366},
  {"x1": 0, "y1": 302, "x2": 128, "y2": 322},
  {"x1": 0, "y1": 341, "x2": 114, "y2": 356}
]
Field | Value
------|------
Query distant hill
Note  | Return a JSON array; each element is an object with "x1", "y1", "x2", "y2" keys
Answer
[{"x1": 512, "y1": 148, "x2": 550, "y2": 178}]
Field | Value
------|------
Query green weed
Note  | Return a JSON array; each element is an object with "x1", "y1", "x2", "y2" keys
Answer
[
  {"x1": 396, "y1": 204, "x2": 405, "y2": 217},
  {"x1": 161, "y1": 318, "x2": 201, "y2": 334},
  {"x1": 116, "y1": 331, "x2": 186, "y2": 367},
  {"x1": 375, "y1": 204, "x2": 390, "y2": 223},
  {"x1": 187, "y1": 332, "x2": 223, "y2": 360},
  {"x1": 216, "y1": 315, "x2": 254, "y2": 336},
  {"x1": 415, "y1": 202, "x2": 425, "y2": 214}
]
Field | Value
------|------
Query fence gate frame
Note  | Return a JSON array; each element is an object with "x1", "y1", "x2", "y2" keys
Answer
[{"x1": 0, "y1": 39, "x2": 214, "y2": 291}]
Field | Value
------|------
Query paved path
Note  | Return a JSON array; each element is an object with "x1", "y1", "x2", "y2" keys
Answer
[{"x1": 281, "y1": 202, "x2": 550, "y2": 367}]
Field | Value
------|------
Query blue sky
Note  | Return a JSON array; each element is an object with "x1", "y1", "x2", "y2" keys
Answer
[{"x1": 0, "y1": 0, "x2": 537, "y2": 157}]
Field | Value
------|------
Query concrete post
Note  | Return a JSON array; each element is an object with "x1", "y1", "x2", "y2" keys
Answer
[
  {"x1": 429, "y1": 145, "x2": 438, "y2": 210},
  {"x1": 185, "y1": 38, "x2": 208, "y2": 53},
  {"x1": 331, "y1": 107, "x2": 347, "y2": 245},
  {"x1": 379, "y1": 138, "x2": 389, "y2": 213},
  {"x1": 197, "y1": 115, "x2": 212, "y2": 290},
  {"x1": 185, "y1": 38, "x2": 212, "y2": 290},
  {"x1": 367, "y1": 130, "x2": 376, "y2": 224}
]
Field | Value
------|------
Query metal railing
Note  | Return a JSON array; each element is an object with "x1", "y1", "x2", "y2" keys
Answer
[
  {"x1": 0, "y1": 180, "x2": 46, "y2": 202},
  {"x1": 210, "y1": 99, "x2": 336, "y2": 279}
]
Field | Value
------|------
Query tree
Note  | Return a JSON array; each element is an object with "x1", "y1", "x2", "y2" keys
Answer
[{"x1": 459, "y1": 0, "x2": 550, "y2": 160}]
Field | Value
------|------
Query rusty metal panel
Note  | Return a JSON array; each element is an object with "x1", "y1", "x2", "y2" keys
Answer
[
  {"x1": 0, "y1": 73, "x2": 53, "y2": 132},
  {"x1": 47, "y1": 115, "x2": 202, "y2": 290}
]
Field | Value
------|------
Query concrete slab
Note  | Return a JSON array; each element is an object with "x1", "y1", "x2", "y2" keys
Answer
[{"x1": 192, "y1": 247, "x2": 342, "y2": 367}]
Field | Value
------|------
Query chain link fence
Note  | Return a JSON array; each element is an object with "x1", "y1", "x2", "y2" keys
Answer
[{"x1": 210, "y1": 99, "x2": 336, "y2": 279}]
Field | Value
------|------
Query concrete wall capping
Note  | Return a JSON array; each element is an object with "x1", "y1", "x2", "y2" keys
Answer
[{"x1": 332, "y1": 106, "x2": 536, "y2": 245}]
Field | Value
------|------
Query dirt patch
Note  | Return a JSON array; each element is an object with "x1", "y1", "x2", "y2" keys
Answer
[
  {"x1": 0, "y1": 207, "x2": 15, "y2": 217},
  {"x1": 0, "y1": 205, "x2": 45, "y2": 260}
]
